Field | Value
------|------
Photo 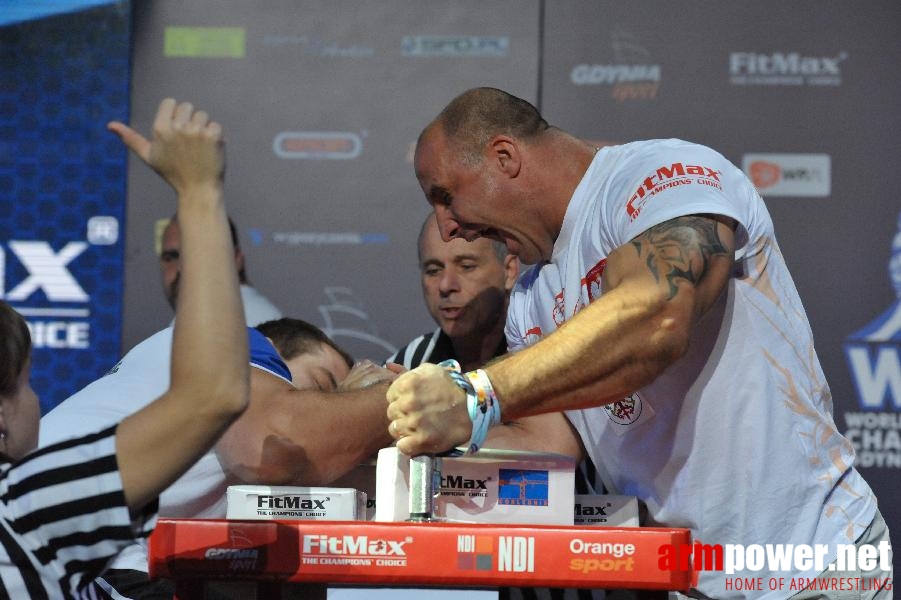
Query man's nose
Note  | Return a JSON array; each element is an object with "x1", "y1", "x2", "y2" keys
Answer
[
  {"x1": 438, "y1": 268, "x2": 460, "y2": 294},
  {"x1": 434, "y1": 207, "x2": 460, "y2": 241}
]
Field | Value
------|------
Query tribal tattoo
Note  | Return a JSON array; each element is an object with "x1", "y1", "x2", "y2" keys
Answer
[{"x1": 630, "y1": 215, "x2": 730, "y2": 299}]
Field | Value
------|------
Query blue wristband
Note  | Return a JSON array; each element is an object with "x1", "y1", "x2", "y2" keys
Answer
[{"x1": 438, "y1": 359, "x2": 502, "y2": 455}]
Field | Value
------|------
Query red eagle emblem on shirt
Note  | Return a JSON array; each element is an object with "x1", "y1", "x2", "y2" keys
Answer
[{"x1": 584, "y1": 258, "x2": 607, "y2": 302}]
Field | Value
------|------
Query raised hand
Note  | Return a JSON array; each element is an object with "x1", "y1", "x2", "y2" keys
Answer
[{"x1": 108, "y1": 98, "x2": 224, "y2": 196}]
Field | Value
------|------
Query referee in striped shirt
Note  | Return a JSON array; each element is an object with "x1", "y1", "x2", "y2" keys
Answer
[
  {"x1": 387, "y1": 213, "x2": 610, "y2": 600},
  {"x1": 0, "y1": 98, "x2": 249, "y2": 598}
]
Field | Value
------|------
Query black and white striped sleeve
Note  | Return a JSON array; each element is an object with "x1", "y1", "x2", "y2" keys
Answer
[
  {"x1": 0, "y1": 425, "x2": 158, "y2": 599},
  {"x1": 384, "y1": 329, "x2": 441, "y2": 370}
]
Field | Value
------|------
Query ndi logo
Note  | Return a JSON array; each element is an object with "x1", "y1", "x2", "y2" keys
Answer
[
  {"x1": 456, "y1": 534, "x2": 494, "y2": 571},
  {"x1": 498, "y1": 536, "x2": 535, "y2": 573},
  {"x1": 842, "y1": 211, "x2": 901, "y2": 468}
]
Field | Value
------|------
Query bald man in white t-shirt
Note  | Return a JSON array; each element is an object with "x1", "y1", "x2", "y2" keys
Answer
[{"x1": 386, "y1": 87, "x2": 891, "y2": 599}]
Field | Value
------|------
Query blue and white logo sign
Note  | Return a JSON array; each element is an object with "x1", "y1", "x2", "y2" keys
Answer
[
  {"x1": 843, "y1": 211, "x2": 901, "y2": 469},
  {"x1": 0, "y1": 6, "x2": 130, "y2": 414}
]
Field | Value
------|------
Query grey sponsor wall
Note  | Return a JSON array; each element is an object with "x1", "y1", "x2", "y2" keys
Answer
[
  {"x1": 123, "y1": 1, "x2": 899, "y2": 561},
  {"x1": 122, "y1": 0, "x2": 540, "y2": 361}
]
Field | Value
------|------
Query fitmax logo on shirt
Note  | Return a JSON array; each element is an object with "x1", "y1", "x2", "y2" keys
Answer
[{"x1": 626, "y1": 162, "x2": 722, "y2": 221}]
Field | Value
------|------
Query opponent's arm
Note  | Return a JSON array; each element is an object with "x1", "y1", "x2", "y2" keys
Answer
[
  {"x1": 214, "y1": 369, "x2": 392, "y2": 486},
  {"x1": 111, "y1": 99, "x2": 249, "y2": 513},
  {"x1": 388, "y1": 214, "x2": 736, "y2": 455}
]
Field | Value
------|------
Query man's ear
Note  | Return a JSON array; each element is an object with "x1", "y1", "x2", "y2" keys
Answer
[
  {"x1": 503, "y1": 254, "x2": 520, "y2": 291},
  {"x1": 489, "y1": 135, "x2": 520, "y2": 178}
]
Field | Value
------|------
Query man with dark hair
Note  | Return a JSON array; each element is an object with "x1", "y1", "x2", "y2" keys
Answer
[
  {"x1": 258, "y1": 317, "x2": 354, "y2": 392},
  {"x1": 160, "y1": 213, "x2": 283, "y2": 326},
  {"x1": 387, "y1": 87, "x2": 890, "y2": 598},
  {"x1": 258, "y1": 317, "x2": 398, "y2": 395}
]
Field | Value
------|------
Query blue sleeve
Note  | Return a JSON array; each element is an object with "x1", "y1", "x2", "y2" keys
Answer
[{"x1": 248, "y1": 327, "x2": 292, "y2": 383}]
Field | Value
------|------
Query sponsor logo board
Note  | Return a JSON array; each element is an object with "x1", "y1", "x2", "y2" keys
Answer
[
  {"x1": 2, "y1": 226, "x2": 119, "y2": 351},
  {"x1": 742, "y1": 153, "x2": 831, "y2": 197},
  {"x1": 498, "y1": 469, "x2": 549, "y2": 506},
  {"x1": 570, "y1": 28, "x2": 660, "y2": 101},
  {"x1": 401, "y1": 35, "x2": 509, "y2": 57},
  {"x1": 164, "y1": 27, "x2": 246, "y2": 58},
  {"x1": 260, "y1": 34, "x2": 374, "y2": 57},
  {"x1": 729, "y1": 52, "x2": 846, "y2": 86},
  {"x1": 273, "y1": 131, "x2": 363, "y2": 160},
  {"x1": 843, "y1": 212, "x2": 901, "y2": 468},
  {"x1": 300, "y1": 534, "x2": 412, "y2": 568}
]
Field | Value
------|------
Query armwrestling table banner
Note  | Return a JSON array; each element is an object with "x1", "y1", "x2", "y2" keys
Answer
[{"x1": 148, "y1": 519, "x2": 695, "y2": 598}]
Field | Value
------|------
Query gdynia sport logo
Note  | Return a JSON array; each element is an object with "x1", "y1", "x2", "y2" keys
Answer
[{"x1": 658, "y1": 541, "x2": 892, "y2": 594}]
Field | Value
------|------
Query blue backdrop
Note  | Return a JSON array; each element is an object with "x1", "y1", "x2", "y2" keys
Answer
[{"x1": 0, "y1": 2, "x2": 130, "y2": 414}]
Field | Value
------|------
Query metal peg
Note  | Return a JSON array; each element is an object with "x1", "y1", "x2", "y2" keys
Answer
[{"x1": 408, "y1": 455, "x2": 441, "y2": 521}]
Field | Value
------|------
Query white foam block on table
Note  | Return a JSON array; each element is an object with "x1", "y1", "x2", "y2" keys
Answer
[
  {"x1": 375, "y1": 446, "x2": 575, "y2": 525},
  {"x1": 226, "y1": 485, "x2": 366, "y2": 521}
]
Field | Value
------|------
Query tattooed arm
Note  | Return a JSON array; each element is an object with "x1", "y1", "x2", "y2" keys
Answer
[
  {"x1": 485, "y1": 214, "x2": 736, "y2": 416},
  {"x1": 387, "y1": 214, "x2": 735, "y2": 455}
]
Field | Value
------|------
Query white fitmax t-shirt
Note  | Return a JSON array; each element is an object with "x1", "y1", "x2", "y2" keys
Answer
[{"x1": 506, "y1": 139, "x2": 876, "y2": 599}]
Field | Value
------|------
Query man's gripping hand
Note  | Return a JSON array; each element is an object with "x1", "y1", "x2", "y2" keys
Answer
[{"x1": 386, "y1": 363, "x2": 471, "y2": 456}]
